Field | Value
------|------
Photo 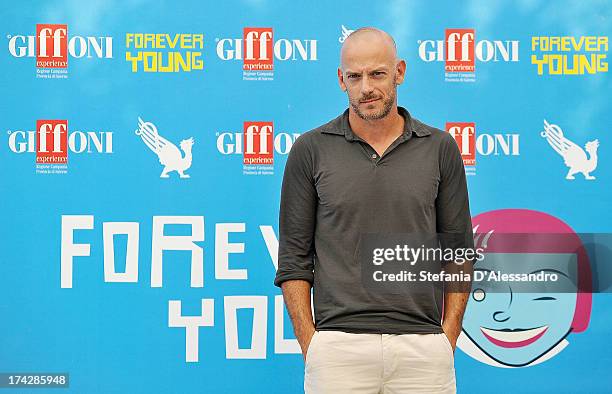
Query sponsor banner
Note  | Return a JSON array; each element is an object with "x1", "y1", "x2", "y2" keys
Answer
[
  {"x1": 216, "y1": 123, "x2": 300, "y2": 176},
  {"x1": 7, "y1": 120, "x2": 113, "y2": 174},
  {"x1": 446, "y1": 122, "x2": 520, "y2": 176},
  {"x1": 418, "y1": 29, "x2": 519, "y2": 82},
  {"x1": 216, "y1": 27, "x2": 318, "y2": 81},
  {"x1": 7, "y1": 24, "x2": 113, "y2": 78}
]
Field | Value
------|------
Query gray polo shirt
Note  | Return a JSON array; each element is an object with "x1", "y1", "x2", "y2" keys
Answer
[{"x1": 274, "y1": 106, "x2": 474, "y2": 334}]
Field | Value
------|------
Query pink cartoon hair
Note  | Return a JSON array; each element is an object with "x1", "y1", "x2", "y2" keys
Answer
[{"x1": 472, "y1": 209, "x2": 592, "y2": 333}]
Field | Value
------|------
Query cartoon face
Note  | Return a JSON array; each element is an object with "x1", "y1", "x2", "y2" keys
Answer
[{"x1": 462, "y1": 252, "x2": 578, "y2": 367}]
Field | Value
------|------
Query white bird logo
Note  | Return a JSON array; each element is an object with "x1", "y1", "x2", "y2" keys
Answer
[
  {"x1": 136, "y1": 117, "x2": 194, "y2": 178},
  {"x1": 339, "y1": 25, "x2": 354, "y2": 43},
  {"x1": 541, "y1": 120, "x2": 599, "y2": 180}
]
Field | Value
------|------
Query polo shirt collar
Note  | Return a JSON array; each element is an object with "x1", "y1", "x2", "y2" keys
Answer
[{"x1": 321, "y1": 106, "x2": 431, "y2": 142}]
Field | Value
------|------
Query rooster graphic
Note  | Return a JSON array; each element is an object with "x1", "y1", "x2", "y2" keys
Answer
[
  {"x1": 135, "y1": 117, "x2": 194, "y2": 178},
  {"x1": 339, "y1": 25, "x2": 354, "y2": 43},
  {"x1": 541, "y1": 120, "x2": 599, "y2": 180}
]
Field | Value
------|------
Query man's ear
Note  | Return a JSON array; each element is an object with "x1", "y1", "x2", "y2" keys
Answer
[
  {"x1": 337, "y1": 67, "x2": 347, "y2": 91},
  {"x1": 395, "y1": 60, "x2": 407, "y2": 85}
]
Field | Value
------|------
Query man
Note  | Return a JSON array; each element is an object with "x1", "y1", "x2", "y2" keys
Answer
[{"x1": 274, "y1": 27, "x2": 474, "y2": 394}]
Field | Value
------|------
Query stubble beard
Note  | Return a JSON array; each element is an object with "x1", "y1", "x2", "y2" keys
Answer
[{"x1": 350, "y1": 89, "x2": 396, "y2": 121}]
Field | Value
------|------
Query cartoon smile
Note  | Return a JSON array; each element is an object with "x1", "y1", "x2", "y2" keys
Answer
[{"x1": 480, "y1": 326, "x2": 549, "y2": 348}]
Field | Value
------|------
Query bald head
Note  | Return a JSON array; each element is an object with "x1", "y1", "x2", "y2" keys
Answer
[
  {"x1": 337, "y1": 27, "x2": 406, "y2": 121},
  {"x1": 340, "y1": 27, "x2": 398, "y2": 71}
]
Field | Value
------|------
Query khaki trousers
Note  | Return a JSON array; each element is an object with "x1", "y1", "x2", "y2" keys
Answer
[{"x1": 304, "y1": 331, "x2": 456, "y2": 394}]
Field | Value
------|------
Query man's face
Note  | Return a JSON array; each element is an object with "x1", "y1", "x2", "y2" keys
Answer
[{"x1": 338, "y1": 32, "x2": 405, "y2": 121}]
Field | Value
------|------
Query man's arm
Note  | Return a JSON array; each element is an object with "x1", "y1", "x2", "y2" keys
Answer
[
  {"x1": 281, "y1": 280, "x2": 316, "y2": 359},
  {"x1": 436, "y1": 132, "x2": 475, "y2": 351},
  {"x1": 274, "y1": 135, "x2": 317, "y2": 359},
  {"x1": 442, "y1": 261, "x2": 473, "y2": 351}
]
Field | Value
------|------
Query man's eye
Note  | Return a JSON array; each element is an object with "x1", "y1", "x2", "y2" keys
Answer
[{"x1": 348, "y1": 74, "x2": 359, "y2": 79}]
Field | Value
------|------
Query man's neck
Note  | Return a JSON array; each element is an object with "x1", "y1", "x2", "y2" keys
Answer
[{"x1": 348, "y1": 106, "x2": 405, "y2": 144}]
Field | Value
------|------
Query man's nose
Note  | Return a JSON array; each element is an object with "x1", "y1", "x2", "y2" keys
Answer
[{"x1": 360, "y1": 75, "x2": 374, "y2": 95}]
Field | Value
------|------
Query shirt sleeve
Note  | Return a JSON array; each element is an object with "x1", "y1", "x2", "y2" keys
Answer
[
  {"x1": 274, "y1": 135, "x2": 317, "y2": 287},
  {"x1": 436, "y1": 132, "x2": 475, "y2": 252}
]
